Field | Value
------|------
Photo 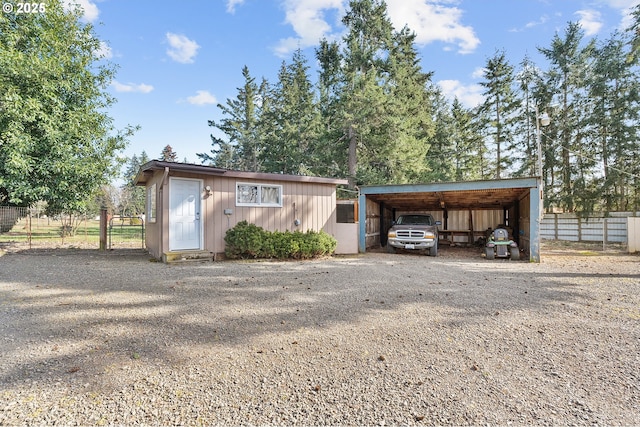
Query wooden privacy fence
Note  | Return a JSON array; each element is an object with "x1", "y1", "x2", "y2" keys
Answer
[{"x1": 540, "y1": 212, "x2": 639, "y2": 244}]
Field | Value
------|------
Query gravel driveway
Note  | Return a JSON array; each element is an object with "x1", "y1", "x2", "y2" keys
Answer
[{"x1": 1, "y1": 247, "x2": 639, "y2": 425}]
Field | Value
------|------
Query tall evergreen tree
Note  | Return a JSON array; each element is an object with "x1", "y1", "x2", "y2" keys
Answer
[
  {"x1": 121, "y1": 151, "x2": 149, "y2": 215},
  {"x1": 315, "y1": 39, "x2": 347, "y2": 179},
  {"x1": 451, "y1": 98, "x2": 485, "y2": 181},
  {"x1": 381, "y1": 26, "x2": 434, "y2": 183},
  {"x1": 160, "y1": 145, "x2": 177, "y2": 162},
  {"x1": 477, "y1": 51, "x2": 520, "y2": 179},
  {"x1": 339, "y1": 0, "x2": 394, "y2": 187},
  {"x1": 625, "y1": 4, "x2": 640, "y2": 210},
  {"x1": 260, "y1": 50, "x2": 320, "y2": 175},
  {"x1": 626, "y1": 3, "x2": 640, "y2": 65},
  {"x1": 539, "y1": 22, "x2": 595, "y2": 212},
  {"x1": 314, "y1": 0, "x2": 439, "y2": 186},
  {"x1": 588, "y1": 31, "x2": 640, "y2": 211},
  {"x1": 198, "y1": 66, "x2": 268, "y2": 171},
  {"x1": 514, "y1": 55, "x2": 544, "y2": 177},
  {"x1": 425, "y1": 89, "x2": 455, "y2": 182}
]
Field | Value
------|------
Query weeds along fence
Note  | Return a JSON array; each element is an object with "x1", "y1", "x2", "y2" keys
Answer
[{"x1": 0, "y1": 206, "x2": 145, "y2": 249}]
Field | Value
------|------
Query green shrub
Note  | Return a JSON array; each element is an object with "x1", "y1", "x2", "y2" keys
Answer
[
  {"x1": 224, "y1": 221, "x2": 337, "y2": 260},
  {"x1": 224, "y1": 221, "x2": 265, "y2": 259}
]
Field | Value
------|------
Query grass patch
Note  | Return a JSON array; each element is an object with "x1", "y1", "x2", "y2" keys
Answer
[{"x1": 0, "y1": 217, "x2": 143, "y2": 248}]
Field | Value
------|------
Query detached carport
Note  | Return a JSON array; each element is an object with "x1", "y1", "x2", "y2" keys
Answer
[{"x1": 357, "y1": 177, "x2": 542, "y2": 262}]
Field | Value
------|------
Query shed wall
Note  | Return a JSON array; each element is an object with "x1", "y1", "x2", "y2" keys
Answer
[
  {"x1": 143, "y1": 171, "x2": 341, "y2": 258},
  {"x1": 209, "y1": 176, "x2": 339, "y2": 254},
  {"x1": 143, "y1": 171, "x2": 164, "y2": 259}
]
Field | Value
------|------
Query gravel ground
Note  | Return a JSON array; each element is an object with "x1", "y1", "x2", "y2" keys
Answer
[{"x1": 0, "y1": 245, "x2": 639, "y2": 425}]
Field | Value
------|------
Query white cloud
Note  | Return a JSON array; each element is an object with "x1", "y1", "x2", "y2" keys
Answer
[
  {"x1": 386, "y1": 0, "x2": 480, "y2": 54},
  {"x1": 438, "y1": 79, "x2": 484, "y2": 108},
  {"x1": 63, "y1": 0, "x2": 99, "y2": 22},
  {"x1": 471, "y1": 67, "x2": 485, "y2": 79},
  {"x1": 275, "y1": 0, "x2": 480, "y2": 57},
  {"x1": 166, "y1": 33, "x2": 200, "y2": 64},
  {"x1": 95, "y1": 41, "x2": 112, "y2": 59},
  {"x1": 604, "y1": 0, "x2": 640, "y2": 10},
  {"x1": 187, "y1": 90, "x2": 217, "y2": 106},
  {"x1": 575, "y1": 9, "x2": 603, "y2": 36},
  {"x1": 274, "y1": 0, "x2": 345, "y2": 57},
  {"x1": 509, "y1": 14, "x2": 549, "y2": 33},
  {"x1": 112, "y1": 81, "x2": 154, "y2": 94},
  {"x1": 226, "y1": 0, "x2": 246, "y2": 14},
  {"x1": 609, "y1": 0, "x2": 640, "y2": 30}
]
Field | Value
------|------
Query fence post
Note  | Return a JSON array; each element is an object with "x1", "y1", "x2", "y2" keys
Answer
[
  {"x1": 99, "y1": 208, "x2": 108, "y2": 250},
  {"x1": 577, "y1": 216, "x2": 582, "y2": 241},
  {"x1": 28, "y1": 211, "x2": 32, "y2": 249}
]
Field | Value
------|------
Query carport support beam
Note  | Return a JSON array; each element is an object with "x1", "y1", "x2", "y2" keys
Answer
[
  {"x1": 358, "y1": 192, "x2": 366, "y2": 253},
  {"x1": 530, "y1": 186, "x2": 541, "y2": 262}
]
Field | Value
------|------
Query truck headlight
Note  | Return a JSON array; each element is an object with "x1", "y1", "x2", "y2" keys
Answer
[
  {"x1": 424, "y1": 232, "x2": 435, "y2": 239},
  {"x1": 388, "y1": 232, "x2": 396, "y2": 238}
]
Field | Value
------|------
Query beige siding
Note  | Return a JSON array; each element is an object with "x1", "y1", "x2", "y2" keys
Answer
[
  {"x1": 144, "y1": 171, "x2": 164, "y2": 259},
  {"x1": 208, "y1": 176, "x2": 338, "y2": 254}
]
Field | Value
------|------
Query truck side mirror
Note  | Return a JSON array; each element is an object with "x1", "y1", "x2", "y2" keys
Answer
[{"x1": 435, "y1": 221, "x2": 442, "y2": 226}]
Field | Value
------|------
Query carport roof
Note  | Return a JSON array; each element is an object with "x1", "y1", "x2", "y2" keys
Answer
[{"x1": 360, "y1": 177, "x2": 540, "y2": 210}]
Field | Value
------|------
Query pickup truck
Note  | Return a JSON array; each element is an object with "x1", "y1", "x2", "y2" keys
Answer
[{"x1": 387, "y1": 214, "x2": 440, "y2": 257}]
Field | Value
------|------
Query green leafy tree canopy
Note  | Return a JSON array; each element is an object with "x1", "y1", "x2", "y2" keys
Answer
[{"x1": 0, "y1": 0, "x2": 135, "y2": 212}]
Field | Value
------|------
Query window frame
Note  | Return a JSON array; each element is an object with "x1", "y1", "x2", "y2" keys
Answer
[{"x1": 236, "y1": 182, "x2": 283, "y2": 207}]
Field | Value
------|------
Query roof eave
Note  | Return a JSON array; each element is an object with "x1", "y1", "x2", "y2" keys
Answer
[{"x1": 134, "y1": 160, "x2": 349, "y2": 186}]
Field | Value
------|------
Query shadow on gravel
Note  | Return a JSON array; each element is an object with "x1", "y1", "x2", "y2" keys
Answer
[{"x1": 1, "y1": 248, "x2": 638, "y2": 393}]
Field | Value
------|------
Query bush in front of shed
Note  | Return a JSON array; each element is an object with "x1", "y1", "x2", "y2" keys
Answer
[{"x1": 224, "y1": 221, "x2": 336, "y2": 259}]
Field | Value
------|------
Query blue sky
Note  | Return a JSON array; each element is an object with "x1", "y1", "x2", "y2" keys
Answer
[{"x1": 74, "y1": 0, "x2": 639, "y2": 167}]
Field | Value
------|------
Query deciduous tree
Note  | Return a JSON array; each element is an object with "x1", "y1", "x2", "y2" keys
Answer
[{"x1": 0, "y1": 1, "x2": 134, "y2": 212}]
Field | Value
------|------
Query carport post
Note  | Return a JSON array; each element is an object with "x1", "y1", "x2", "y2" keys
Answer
[
  {"x1": 358, "y1": 192, "x2": 367, "y2": 253},
  {"x1": 529, "y1": 186, "x2": 541, "y2": 262}
]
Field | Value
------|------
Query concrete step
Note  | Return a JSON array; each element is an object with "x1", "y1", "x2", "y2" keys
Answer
[{"x1": 162, "y1": 250, "x2": 213, "y2": 263}]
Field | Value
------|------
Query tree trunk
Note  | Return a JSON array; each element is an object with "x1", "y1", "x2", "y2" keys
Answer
[{"x1": 348, "y1": 124, "x2": 357, "y2": 189}]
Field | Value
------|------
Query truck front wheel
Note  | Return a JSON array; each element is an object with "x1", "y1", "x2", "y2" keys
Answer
[{"x1": 428, "y1": 244, "x2": 438, "y2": 257}]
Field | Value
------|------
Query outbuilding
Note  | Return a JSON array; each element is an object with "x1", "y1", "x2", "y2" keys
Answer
[
  {"x1": 358, "y1": 177, "x2": 543, "y2": 262},
  {"x1": 135, "y1": 160, "x2": 354, "y2": 262}
]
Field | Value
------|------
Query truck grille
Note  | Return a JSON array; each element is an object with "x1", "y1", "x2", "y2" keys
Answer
[{"x1": 397, "y1": 230, "x2": 425, "y2": 238}]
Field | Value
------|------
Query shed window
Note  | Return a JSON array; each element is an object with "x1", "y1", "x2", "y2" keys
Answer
[{"x1": 236, "y1": 183, "x2": 282, "y2": 207}]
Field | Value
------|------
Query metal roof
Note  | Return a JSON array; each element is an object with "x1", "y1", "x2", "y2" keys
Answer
[{"x1": 134, "y1": 160, "x2": 349, "y2": 186}]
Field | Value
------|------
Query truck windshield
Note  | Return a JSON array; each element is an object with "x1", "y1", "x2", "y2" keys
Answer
[{"x1": 397, "y1": 215, "x2": 432, "y2": 225}]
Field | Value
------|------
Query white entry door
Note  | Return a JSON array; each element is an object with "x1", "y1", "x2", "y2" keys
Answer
[{"x1": 169, "y1": 178, "x2": 201, "y2": 251}]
